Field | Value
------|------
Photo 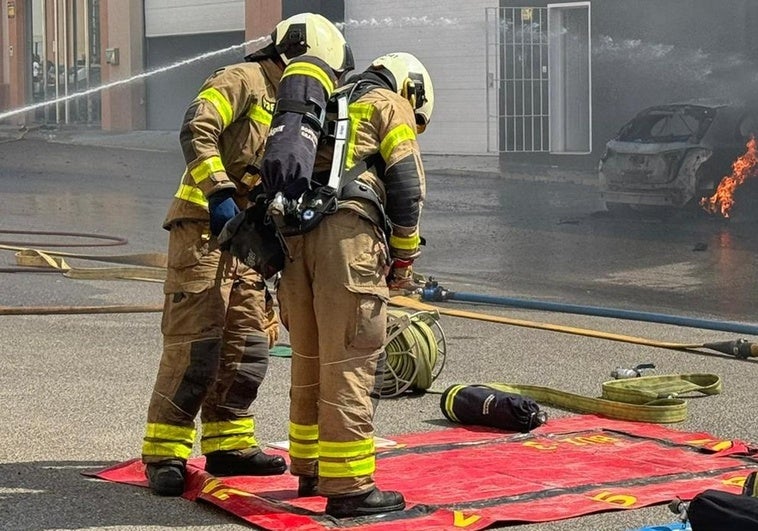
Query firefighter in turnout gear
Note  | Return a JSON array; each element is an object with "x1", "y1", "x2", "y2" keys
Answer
[
  {"x1": 141, "y1": 13, "x2": 352, "y2": 497},
  {"x1": 259, "y1": 52, "x2": 434, "y2": 517}
]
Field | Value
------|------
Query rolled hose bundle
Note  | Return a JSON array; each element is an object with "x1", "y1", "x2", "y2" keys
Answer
[{"x1": 380, "y1": 309, "x2": 447, "y2": 398}]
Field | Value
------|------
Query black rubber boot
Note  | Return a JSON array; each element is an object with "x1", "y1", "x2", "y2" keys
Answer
[
  {"x1": 146, "y1": 461, "x2": 186, "y2": 497},
  {"x1": 204, "y1": 447, "x2": 287, "y2": 476},
  {"x1": 297, "y1": 476, "x2": 319, "y2": 497},
  {"x1": 325, "y1": 488, "x2": 405, "y2": 518}
]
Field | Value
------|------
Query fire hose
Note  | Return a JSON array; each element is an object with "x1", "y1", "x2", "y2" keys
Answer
[
  {"x1": 419, "y1": 280, "x2": 758, "y2": 340},
  {"x1": 0, "y1": 230, "x2": 450, "y2": 397},
  {"x1": 387, "y1": 293, "x2": 731, "y2": 422},
  {"x1": 0, "y1": 230, "x2": 167, "y2": 316},
  {"x1": 3, "y1": 230, "x2": 752, "y2": 414},
  {"x1": 389, "y1": 280, "x2": 758, "y2": 360},
  {"x1": 380, "y1": 309, "x2": 447, "y2": 398}
]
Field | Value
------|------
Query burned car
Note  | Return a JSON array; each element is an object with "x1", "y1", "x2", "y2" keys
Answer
[{"x1": 598, "y1": 101, "x2": 758, "y2": 211}]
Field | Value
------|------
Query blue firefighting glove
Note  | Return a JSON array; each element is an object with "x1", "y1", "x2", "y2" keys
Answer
[{"x1": 208, "y1": 189, "x2": 240, "y2": 237}]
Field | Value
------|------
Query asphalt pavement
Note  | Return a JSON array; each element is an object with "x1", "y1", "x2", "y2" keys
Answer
[{"x1": 1, "y1": 129, "x2": 756, "y2": 531}]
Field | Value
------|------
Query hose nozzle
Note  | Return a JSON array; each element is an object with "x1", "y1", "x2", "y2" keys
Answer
[
  {"x1": 702, "y1": 338, "x2": 758, "y2": 359},
  {"x1": 668, "y1": 497, "x2": 689, "y2": 522}
]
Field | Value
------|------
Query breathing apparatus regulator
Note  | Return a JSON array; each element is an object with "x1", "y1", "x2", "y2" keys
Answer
[
  {"x1": 217, "y1": 189, "x2": 285, "y2": 280},
  {"x1": 267, "y1": 52, "x2": 435, "y2": 238},
  {"x1": 265, "y1": 78, "x2": 369, "y2": 237}
]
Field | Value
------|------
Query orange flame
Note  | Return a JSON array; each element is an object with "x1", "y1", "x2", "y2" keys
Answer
[{"x1": 700, "y1": 136, "x2": 758, "y2": 218}]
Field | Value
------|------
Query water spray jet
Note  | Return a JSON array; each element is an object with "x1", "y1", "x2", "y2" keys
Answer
[{"x1": 0, "y1": 36, "x2": 269, "y2": 123}]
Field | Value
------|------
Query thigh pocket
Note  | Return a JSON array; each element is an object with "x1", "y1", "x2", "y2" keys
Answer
[
  {"x1": 167, "y1": 222, "x2": 211, "y2": 270},
  {"x1": 346, "y1": 292, "x2": 387, "y2": 351}
]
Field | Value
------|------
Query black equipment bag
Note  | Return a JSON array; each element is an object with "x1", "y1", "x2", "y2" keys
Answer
[
  {"x1": 688, "y1": 472, "x2": 758, "y2": 531},
  {"x1": 689, "y1": 489, "x2": 758, "y2": 530},
  {"x1": 440, "y1": 384, "x2": 547, "y2": 433},
  {"x1": 218, "y1": 194, "x2": 285, "y2": 280}
]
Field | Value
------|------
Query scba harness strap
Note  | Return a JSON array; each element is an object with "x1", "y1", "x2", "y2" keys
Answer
[
  {"x1": 270, "y1": 80, "x2": 391, "y2": 239},
  {"x1": 271, "y1": 155, "x2": 388, "y2": 237},
  {"x1": 223, "y1": 80, "x2": 392, "y2": 277},
  {"x1": 274, "y1": 97, "x2": 326, "y2": 134}
]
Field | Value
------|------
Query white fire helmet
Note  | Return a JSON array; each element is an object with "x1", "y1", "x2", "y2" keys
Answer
[
  {"x1": 369, "y1": 52, "x2": 434, "y2": 133},
  {"x1": 271, "y1": 13, "x2": 354, "y2": 75}
]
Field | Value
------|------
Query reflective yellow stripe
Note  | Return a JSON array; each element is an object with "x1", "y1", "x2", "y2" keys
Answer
[
  {"x1": 289, "y1": 440, "x2": 320, "y2": 460},
  {"x1": 198, "y1": 87, "x2": 233, "y2": 128},
  {"x1": 380, "y1": 124, "x2": 416, "y2": 161},
  {"x1": 141, "y1": 441, "x2": 193, "y2": 460},
  {"x1": 142, "y1": 423, "x2": 196, "y2": 460},
  {"x1": 247, "y1": 104, "x2": 272, "y2": 126},
  {"x1": 389, "y1": 232, "x2": 421, "y2": 251},
  {"x1": 200, "y1": 433, "x2": 257, "y2": 454},
  {"x1": 144, "y1": 423, "x2": 196, "y2": 444},
  {"x1": 203, "y1": 418, "x2": 255, "y2": 438},
  {"x1": 318, "y1": 438, "x2": 374, "y2": 458},
  {"x1": 444, "y1": 385, "x2": 465, "y2": 423},
  {"x1": 189, "y1": 156, "x2": 225, "y2": 184},
  {"x1": 289, "y1": 422, "x2": 319, "y2": 440},
  {"x1": 319, "y1": 456, "x2": 375, "y2": 478},
  {"x1": 175, "y1": 184, "x2": 208, "y2": 208},
  {"x1": 345, "y1": 102, "x2": 375, "y2": 169},
  {"x1": 282, "y1": 62, "x2": 335, "y2": 94}
]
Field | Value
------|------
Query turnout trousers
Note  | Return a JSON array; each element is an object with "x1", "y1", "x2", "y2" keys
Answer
[
  {"x1": 277, "y1": 209, "x2": 390, "y2": 497},
  {"x1": 142, "y1": 220, "x2": 279, "y2": 464}
]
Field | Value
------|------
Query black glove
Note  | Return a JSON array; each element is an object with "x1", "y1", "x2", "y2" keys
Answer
[
  {"x1": 208, "y1": 189, "x2": 240, "y2": 236},
  {"x1": 217, "y1": 196, "x2": 286, "y2": 279}
]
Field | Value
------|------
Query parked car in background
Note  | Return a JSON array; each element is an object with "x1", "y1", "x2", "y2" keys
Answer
[{"x1": 598, "y1": 100, "x2": 758, "y2": 212}]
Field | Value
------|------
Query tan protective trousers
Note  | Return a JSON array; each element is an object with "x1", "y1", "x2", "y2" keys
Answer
[
  {"x1": 142, "y1": 220, "x2": 279, "y2": 464},
  {"x1": 278, "y1": 209, "x2": 389, "y2": 497}
]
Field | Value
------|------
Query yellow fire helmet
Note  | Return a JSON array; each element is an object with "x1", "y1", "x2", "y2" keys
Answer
[
  {"x1": 247, "y1": 13, "x2": 354, "y2": 76},
  {"x1": 369, "y1": 52, "x2": 435, "y2": 133}
]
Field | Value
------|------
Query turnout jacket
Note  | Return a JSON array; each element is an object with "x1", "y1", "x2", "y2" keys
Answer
[
  {"x1": 317, "y1": 85, "x2": 426, "y2": 262},
  {"x1": 164, "y1": 59, "x2": 282, "y2": 228},
  {"x1": 261, "y1": 61, "x2": 426, "y2": 262}
]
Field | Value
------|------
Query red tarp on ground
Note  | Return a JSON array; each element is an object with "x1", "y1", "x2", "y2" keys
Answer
[{"x1": 88, "y1": 415, "x2": 758, "y2": 531}]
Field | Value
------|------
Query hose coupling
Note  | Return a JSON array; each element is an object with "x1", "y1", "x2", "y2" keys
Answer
[
  {"x1": 610, "y1": 363, "x2": 656, "y2": 379},
  {"x1": 420, "y1": 278, "x2": 452, "y2": 302}
]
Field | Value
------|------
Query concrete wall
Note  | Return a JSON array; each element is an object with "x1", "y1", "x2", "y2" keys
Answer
[
  {"x1": 4, "y1": 0, "x2": 30, "y2": 125},
  {"x1": 100, "y1": 0, "x2": 145, "y2": 132},
  {"x1": 246, "y1": 0, "x2": 282, "y2": 43},
  {"x1": 144, "y1": 0, "x2": 244, "y2": 37},
  {"x1": 345, "y1": 0, "x2": 497, "y2": 155},
  {"x1": 143, "y1": 0, "x2": 347, "y2": 130},
  {"x1": 144, "y1": 31, "x2": 245, "y2": 130},
  {"x1": 0, "y1": 1, "x2": 8, "y2": 113},
  {"x1": 283, "y1": 0, "x2": 343, "y2": 21},
  {"x1": 142, "y1": 0, "x2": 284, "y2": 130}
]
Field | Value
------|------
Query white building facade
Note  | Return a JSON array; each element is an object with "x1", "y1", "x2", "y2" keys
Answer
[{"x1": 345, "y1": 1, "x2": 497, "y2": 155}]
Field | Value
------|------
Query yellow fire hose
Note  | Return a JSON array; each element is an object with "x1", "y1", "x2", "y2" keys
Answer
[
  {"x1": 1, "y1": 246, "x2": 167, "y2": 280},
  {"x1": 381, "y1": 309, "x2": 447, "y2": 398},
  {"x1": 0, "y1": 235, "x2": 167, "y2": 315},
  {"x1": 0, "y1": 235, "x2": 733, "y2": 422},
  {"x1": 389, "y1": 295, "x2": 729, "y2": 423},
  {"x1": 480, "y1": 374, "x2": 722, "y2": 424},
  {"x1": 390, "y1": 295, "x2": 757, "y2": 357}
]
